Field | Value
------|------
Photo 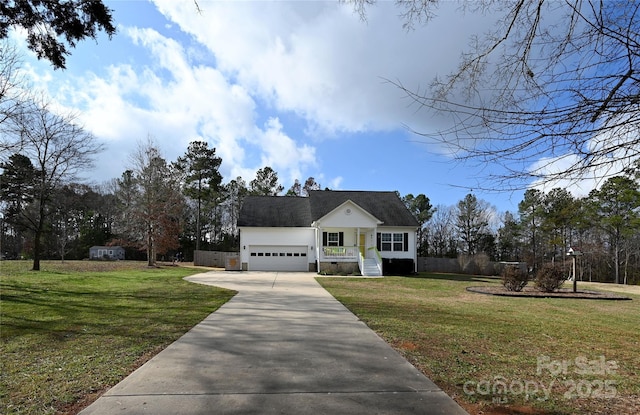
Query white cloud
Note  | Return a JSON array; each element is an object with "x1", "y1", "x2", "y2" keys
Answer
[
  {"x1": 528, "y1": 139, "x2": 638, "y2": 198},
  {"x1": 258, "y1": 117, "x2": 317, "y2": 185},
  {"x1": 13, "y1": 0, "x2": 544, "y2": 207},
  {"x1": 528, "y1": 153, "x2": 604, "y2": 197},
  {"x1": 528, "y1": 107, "x2": 640, "y2": 197},
  {"x1": 41, "y1": 24, "x2": 319, "y2": 184},
  {"x1": 151, "y1": 0, "x2": 495, "y2": 136},
  {"x1": 328, "y1": 176, "x2": 344, "y2": 190}
]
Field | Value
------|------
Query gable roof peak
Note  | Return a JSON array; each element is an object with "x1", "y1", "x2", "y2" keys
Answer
[{"x1": 238, "y1": 190, "x2": 418, "y2": 228}]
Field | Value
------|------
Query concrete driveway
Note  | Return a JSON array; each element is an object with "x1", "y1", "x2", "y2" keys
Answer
[{"x1": 80, "y1": 271, "x2": 468, "y2": 414}]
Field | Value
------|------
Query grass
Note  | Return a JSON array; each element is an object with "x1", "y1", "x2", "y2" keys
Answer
[
  {"x1": 0, "y1": 260, "x2": 236, "y2": 415},
  {"x1": 2, "y1": 264, "x2": 637, "y2": 414},
  {"x1": 318, "y1": 273, "x2": 640, "y2": 415}
]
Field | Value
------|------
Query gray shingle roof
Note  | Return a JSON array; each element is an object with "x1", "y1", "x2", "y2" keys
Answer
[
  {"x1": 237, "y1": 196, "x2": 311, "y2": 227},
  {"x1": 309, "y1": 190, "x2": 418, "y2": 226},
  {"x1": 238, "y1": 191, "x2": 419, "y2": 227}
]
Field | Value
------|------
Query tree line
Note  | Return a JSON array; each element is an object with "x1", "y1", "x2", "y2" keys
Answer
[
  {"x1": 411, "y1": 171, "x2": 640, "y2": 285},
  {"x1": 0, "y1": 135, "x2": 314, "y2": 267},
  {"x1": 3, "y1": 125, "x2": 639, "y2": 284}
]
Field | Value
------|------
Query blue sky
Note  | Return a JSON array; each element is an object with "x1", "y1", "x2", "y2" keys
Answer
[{"x1": 10, "y1": 0, "x2": 547, "y2": 213}]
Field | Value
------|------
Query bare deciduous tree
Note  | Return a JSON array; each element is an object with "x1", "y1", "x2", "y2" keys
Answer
[
  {"x1": 117, "y1": 139, "x2": 184, "y2": 266},
  {"x1": 426, "y1": 204, "x2": 457, "y2": 258},
  {"x1": 349, "y1": 0, "x2": 640, "y2": 189},
  {"x1": 4, "y1": 96, "x2": 103, "y2": 270},
  {"x1": 221, "y1": 176, "x2": 248, "y2": 240}
]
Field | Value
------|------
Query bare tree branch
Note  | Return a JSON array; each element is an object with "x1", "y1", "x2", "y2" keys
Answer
[
  {"x1": 352, "y1": 0, "x2": 640, "y2": 190},
  {"x1": 0, "y1": 40, "x2": 31, "y2": 154},
  {"x1": 2, "y1": 94, "x2": 103, "y2": 270}
]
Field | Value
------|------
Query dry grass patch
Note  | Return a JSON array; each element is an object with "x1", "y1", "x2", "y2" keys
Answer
[{"x1": 579, "y1": 281, "x2": 640, "y2": 295}]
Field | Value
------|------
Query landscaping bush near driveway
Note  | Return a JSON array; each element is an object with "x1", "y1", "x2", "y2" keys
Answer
[
  {"x1": 535, "y1": 263, "x2": 567, "y2": 292},
  {"x1": 0, "y1": 261, "x2": 235, "y2": 415},
  {"x1": 501, "y1": 265, "x2": 529, "y2": 292},
  {"x1": 318, "y1": 273, "x2": 640, "y2": 415}
]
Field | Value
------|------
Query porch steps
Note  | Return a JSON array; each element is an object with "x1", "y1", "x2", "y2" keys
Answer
[{"x1": 361, "y1": 258, "x2": 382, "y2": 277}]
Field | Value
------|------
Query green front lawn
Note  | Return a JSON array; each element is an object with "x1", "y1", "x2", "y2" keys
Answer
[
  {"x1": 318, "y1": 274, "x2": 640, "y2": 415},
  {"x1": 0, "y1": 261, "x2": 236, "y2": 415},
  {"x1": 3, "y1": 263, "x2": 637, "y2": 415}
]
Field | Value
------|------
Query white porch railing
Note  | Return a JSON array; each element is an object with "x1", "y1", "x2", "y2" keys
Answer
[
  {"x1": 367, "y1": 246, "x2": 383, "y2": 275},
  {"x1": 321, "y1": 246, "x2": 383, "y2": 276},
  {"x1": 321, "y1": 246, "x2": 358, "y2": 260}
]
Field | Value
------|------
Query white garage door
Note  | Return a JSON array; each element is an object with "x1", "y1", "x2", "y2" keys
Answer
[{"x1": 249, "y1": 245, "x2": 309, "y2": 271}]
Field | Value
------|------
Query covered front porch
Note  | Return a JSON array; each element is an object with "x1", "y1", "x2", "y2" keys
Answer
[{"x1": 315, "y1": 227, "x2": 382, "y2": 276}]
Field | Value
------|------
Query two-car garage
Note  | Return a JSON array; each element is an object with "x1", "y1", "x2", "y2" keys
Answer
[{"x1": 248, "y1": 245, "x2": 309, "y2": 271}]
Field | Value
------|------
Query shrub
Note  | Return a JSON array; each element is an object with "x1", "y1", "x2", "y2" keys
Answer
[
  {"x1": 501, "y1": 265, "x2": 529, "y2": 292},
  {"x1": 535, "y1": 263, "x2": 567, "y2": 292}
]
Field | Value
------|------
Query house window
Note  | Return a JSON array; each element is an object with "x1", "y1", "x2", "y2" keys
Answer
[
  {"x1": 327, "y1": 232, "x2": 340, "y2": 246},
  {"x1": 323, "y1": 231, "x2": 344, "y2": 247},
  {"x1": 381, "y1": 233, "x2": 392, "y2": 251},
  {"x1": 378, "y1": 232, "x2": 409, "y2": 252},
  {"x1": 393, "y1": 233, "x2": 404, "y2": 251}
]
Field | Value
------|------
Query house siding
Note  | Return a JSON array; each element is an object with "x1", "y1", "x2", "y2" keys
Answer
[
  {"x1": 239, "y1": 227, "x2": 315, "y2": 271},
  {"x1": 315, "y1": 200, "x2": 381, "y2": 228},
  {"x1": 376, "y1": 227, "x2": 417, "y2": 260}
]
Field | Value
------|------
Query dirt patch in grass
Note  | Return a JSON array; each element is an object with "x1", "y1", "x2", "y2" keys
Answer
[{"x1": 467, "y1": 286, "x2": 632, "y2": 300}]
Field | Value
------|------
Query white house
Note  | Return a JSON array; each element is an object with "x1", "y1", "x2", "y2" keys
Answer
[{"x1": 238, "y1": 190, "x2": 419, "y2": 275}]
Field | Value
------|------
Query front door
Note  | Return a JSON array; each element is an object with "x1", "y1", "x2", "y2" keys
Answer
[{"x1": 359, "y1": 233, "x2": 366, "y2": 257}]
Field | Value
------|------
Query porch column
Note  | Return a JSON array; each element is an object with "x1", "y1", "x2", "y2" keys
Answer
[{"x1": 315, "y1": 226, "x2": 321, "y2": 273}]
